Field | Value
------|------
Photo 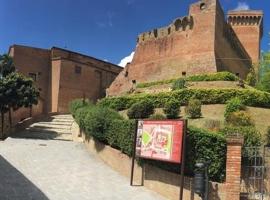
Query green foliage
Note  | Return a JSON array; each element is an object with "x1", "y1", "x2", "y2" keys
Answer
[
  {"x1": 0, "y1": 54, "x2": 15, "y2": 77},
  {"x1": 127, "y1": 100, "x2": 154, "y2": 119},
  {"x1": 246, "y1": 67, "x2": 257, "y2": 87},
  {"x1": 149, "y1": 113, "x2": 167, "y2": 120},
  {"x1": 84, "y1": 106, "x2": 123, "y2": 142},
  {"x1": 224, "y1": 97, "x2": 246, "y2": 121},
  {"x1": 107, "y1": 119, "x2": 135, "y2": 156},
  {"x1": 257, "y1": 71, "x2": 270, "y2": 93},
  {"x1": 185, "y1": 98, "x2": 202, "y2": 119},
  {"x1": 186, "y1": 72, "x2": 238, "y2": 82},
  {"x1": 74, "y1": 106, "x2": 92, "y2": 130},
  {"x1": 172, "y1": 78, "x2": 186, "y2": 90},
  {"x1": 69, "y1": 99, "x2": 92, "y2": 116},
  {"x1": 266, "y1": 127, "x2": 270, "y2": 146},
  {"x1": 136, "y1": 72, "x2": 239, "y2": 88},
  {"x1": 221, "y1": 126, "x2": 262, "y2": 148},
  {"x1": 163, "y1": 99, "x2": 181, "y2": 119},
  {"x1": 74, "y1": 104, "x2": 227, "y2": 182},
  {"x1": 226, "y1": 111, "x2": 254, "y2": 127},
  {"x1": 99, "y1": 88, "x2": 270, "y2": 111}
]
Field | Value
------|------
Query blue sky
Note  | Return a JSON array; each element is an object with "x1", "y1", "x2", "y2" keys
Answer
[{"x1": 0, "y1": 0, "x2": 269, "y2": 66}]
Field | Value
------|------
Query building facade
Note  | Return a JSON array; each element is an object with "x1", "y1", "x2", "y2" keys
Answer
[
  {"x1": 8, "y1": 45, "x2": 122, "y2": 122},
  {"x1": 107, "y1": 0, "x2": 263, "y2": 96}
]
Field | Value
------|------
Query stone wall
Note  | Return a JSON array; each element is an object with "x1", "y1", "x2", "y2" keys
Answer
[{"x1": 107, "y1": 0, "x2": 262, "y2": 96}]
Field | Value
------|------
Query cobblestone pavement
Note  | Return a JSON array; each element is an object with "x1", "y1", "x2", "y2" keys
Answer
[{"x1": 0, "y1": 138, "x2": 166, "y2": 200}]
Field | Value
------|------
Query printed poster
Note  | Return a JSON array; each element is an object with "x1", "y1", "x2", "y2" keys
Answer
[{"x1": 136, "y1": 120, "x2": 184, "y2": 163}]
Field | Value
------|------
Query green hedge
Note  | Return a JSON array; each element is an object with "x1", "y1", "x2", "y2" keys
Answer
[
  {"x1": 98, "y1": 88, "x2": 270, "y2": 111},
  {"x1": 72, "y1": 103, "x2": 227, "y2": 182},
  {"x1": 137, "y1": 72, "x2": 239, "y2": 88}
]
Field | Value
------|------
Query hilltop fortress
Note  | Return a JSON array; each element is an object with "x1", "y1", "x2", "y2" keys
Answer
[{"x1": 107, "y1": 0, "x2": 263, "y2": 96}]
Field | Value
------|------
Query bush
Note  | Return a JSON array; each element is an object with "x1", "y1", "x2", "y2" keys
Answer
[
  {"x1": 246, "y1": 68, "x2": 257, "y2": 87},
  {"x1": 69, "y1": 99, "x2": 92, "y2": 115},
  {"x1": 224, "y1": 97, "x2": 246, "y2": 121},
  {"x1": 107, "y1": 119, "x2": 136, "y2": 156},
  {"x1": 186, "y1": 72, "x2": 238, "y2": 82},
  {"x1": 98, "y1": 88, "x2": 270, "y2": 111},
  {"x1": 127, "y1": 100, "x2": 154, "y2": 119},
  {"x1": 221, "y1": 126, "x2": 262, "y2": 148},
  {"x1": 266, "y1": 127, "x2": 270, "y2": 146},
  {"x1": 84, "y1": 106, "x2": 123, "y2": 142},
  {"x1": 172, "y1": 78, "x2": 186, "y2": 90},
  {"x1": 73, "y1": 104, "x2": 227, "y2": 182},
  {"x1": 149, "y1": 113, "x2": 167, "y2": 120},
  {"x1": 136, "y1": 72, "x2": 239, "y2": 89},
  {"x1": 163, "y1": 99, "x2": 181, "y2": 119},
  {"x1": 226, "y1": 111, "x2": 254, "y2": 127},
  {"x1": 185, "y1": 98, "x2": 202, "y2": 119},
  {"x1": 74, "y1": 106, "x2": 92, "y2": 130}
]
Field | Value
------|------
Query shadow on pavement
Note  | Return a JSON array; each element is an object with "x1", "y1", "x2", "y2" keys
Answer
[{"x1": 0, "y1": 155, "x2": 49, "y2": 200}]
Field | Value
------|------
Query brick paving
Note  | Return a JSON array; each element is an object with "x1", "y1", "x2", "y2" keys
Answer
[{"x1": 0, "y1": 138, "x2": 166, "y2": 200}]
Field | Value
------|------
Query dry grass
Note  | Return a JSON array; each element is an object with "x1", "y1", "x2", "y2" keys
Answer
[{"x1": 120, "y1": 104, "x2": 270, "y2": 135}]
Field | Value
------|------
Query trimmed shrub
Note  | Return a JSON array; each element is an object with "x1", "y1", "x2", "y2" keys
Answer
[
  {"x1": 84, "y1": 106, "x2": 123, "y2": 142},
  {"x1": 74, "y1": 106, "x2": 92, "y2": 130},
  {"x1": 163, "y1": 99, "x2": 181, "y2": 119},
  {"x1": 224, "y1": 97, "x2": 246, "y2": 121},
  {"x1": 107, "y1": 119, "x2": 135, "y2": 156},
  {"x1": 73, "y1": 104, "x2": 227, "y2": 182},
  {"x1": 172, "y1": 78, "x2": 186, "y2": 90},
  {"x1": 266, "y1": 127, "x2": 270, "y2": 146},
  {"x1": 246, "y1": 68, "x2": 257, "y2": 87},
  {"x1": 187, "y1": 72, "x2": 238, "y2": 82},
  {"x1": 98, "y1": 88, "x2": 270, "y2": 111},
  {"x1": 69, "y1": 99, "x2": 92, "y2": 115},
  {"x1": 136, "y1": 72, "x2": 239, "y2": 88},
  {"x1": 226, "y1": 111, "x2": 254, "y2": 127},
  {"x1": 221, "y1": 126, "x2": 262, "y2": 148},
  {"x1": 185, "y1": 98, "x2": 202, "y2": 119},
  {"x1": 149, "y1": 113, "x2": 167, "y2": 120},
  {"x1": 127, "y1": 100, "x2": 154, "y2": 119}
]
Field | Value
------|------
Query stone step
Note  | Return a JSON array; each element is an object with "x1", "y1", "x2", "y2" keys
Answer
[
  {"x1": 13, "y1": 130, "x2": 72, "y2": 141},
  {"x1": 51, "y1": 118, "x2": 74, "y2": 123},
  {"x1": 51, "y1": 115, "x2": 73, "y2": 119},
  {"x1": 36, "y1": 121, "x2": 73, "y2": 126},
  {"x1": 30, "y1": 123, "x2": 71, "y2": 130},
  {"x1": 26, "y1": 127, "x2": 72, "y2": 134}
]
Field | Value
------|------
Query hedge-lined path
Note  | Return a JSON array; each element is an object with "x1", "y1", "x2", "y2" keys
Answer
[{"x1": 0, "y1": 137, "x2": 166, "y2": 200}]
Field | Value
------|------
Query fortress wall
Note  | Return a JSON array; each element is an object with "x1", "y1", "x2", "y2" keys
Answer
[
  {"x1": 107, "y1": 0, "x2": 219, "y2": 96},
  {"x1": 214, "y1": 2, "x2": 252, "y2": 79}
]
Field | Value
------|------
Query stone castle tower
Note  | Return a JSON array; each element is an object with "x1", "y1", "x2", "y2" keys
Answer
[{"x1": 107, "y1": 0, "x2": 263, "y2": 96}]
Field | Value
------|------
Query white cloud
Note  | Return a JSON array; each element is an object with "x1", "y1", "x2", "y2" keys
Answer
[
  {"x1": 118, "y1": 52, "x2": 134, "y2": 67},
  {"x1": 234, "y1": 2, "x2": 250, "y2": 11}
]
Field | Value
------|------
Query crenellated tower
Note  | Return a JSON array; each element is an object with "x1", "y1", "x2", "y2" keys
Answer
[{"x1": 227, "y1": 10, "x2": 263, "y2": 64}]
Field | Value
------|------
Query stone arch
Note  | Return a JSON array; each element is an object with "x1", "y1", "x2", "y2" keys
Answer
[{"x1": 237, "y1": 16, "x2": 241, "y2": 25}]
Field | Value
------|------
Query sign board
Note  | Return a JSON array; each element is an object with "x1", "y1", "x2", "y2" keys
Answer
[{"x1": 135, "y1": 120, "x2": 184, "y2": 163}]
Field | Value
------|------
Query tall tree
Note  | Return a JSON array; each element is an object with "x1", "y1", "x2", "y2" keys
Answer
[{"x1": 0, "y1": 55, "x2": 39, "y2": 138}]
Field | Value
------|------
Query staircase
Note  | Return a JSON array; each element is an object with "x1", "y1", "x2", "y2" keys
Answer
[{"x1": 13, "y1": 115, "x2": 74, "y2": 141}]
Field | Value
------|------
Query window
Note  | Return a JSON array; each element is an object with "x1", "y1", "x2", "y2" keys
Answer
[
  {"x1": 182, "y1": 71, "x2": 187, "y2": 76},
  {"x1": 75, "y1": 66, "x2": 82, "y2": 74},
  {"x1": 29, "y1": 73, "x2": 37, "y2": 81},
  {"x1": 200, "y1": 3, "x2": 206, "y2": 10}
]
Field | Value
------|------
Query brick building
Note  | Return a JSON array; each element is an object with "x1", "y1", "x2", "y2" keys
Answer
[
  {"x1": 107, "y1": 0, "x2": 263, "y2": 96},
  {"x1": 8, "y1": 45, "x2": 122, "y2": 122}
]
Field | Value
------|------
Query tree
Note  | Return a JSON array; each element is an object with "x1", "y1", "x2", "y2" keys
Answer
[
  {"x1": 0, "y1": 54, "x2": 15, "y2": 78},
  {"x1": 0, "y1": 55, "x2": 39, "y2": 138}
]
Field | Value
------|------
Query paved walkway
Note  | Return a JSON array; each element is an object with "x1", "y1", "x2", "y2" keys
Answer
[{"x1": 0, "y1": 138, "x2": 166, "y2": 200}]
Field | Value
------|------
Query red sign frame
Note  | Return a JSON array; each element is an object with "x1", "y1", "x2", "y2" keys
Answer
[{"x1": 135, "y1": 120, "x2": 184, "y2": 164}]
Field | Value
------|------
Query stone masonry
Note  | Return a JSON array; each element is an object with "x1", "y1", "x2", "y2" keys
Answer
[{"x1": 107, "y1": 0, "x2": 263, "y2": 96}]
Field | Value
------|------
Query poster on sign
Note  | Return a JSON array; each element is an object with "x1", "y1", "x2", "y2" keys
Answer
[{"x1": 135, "y1": 120, "x2": 184, "y2": 164}]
